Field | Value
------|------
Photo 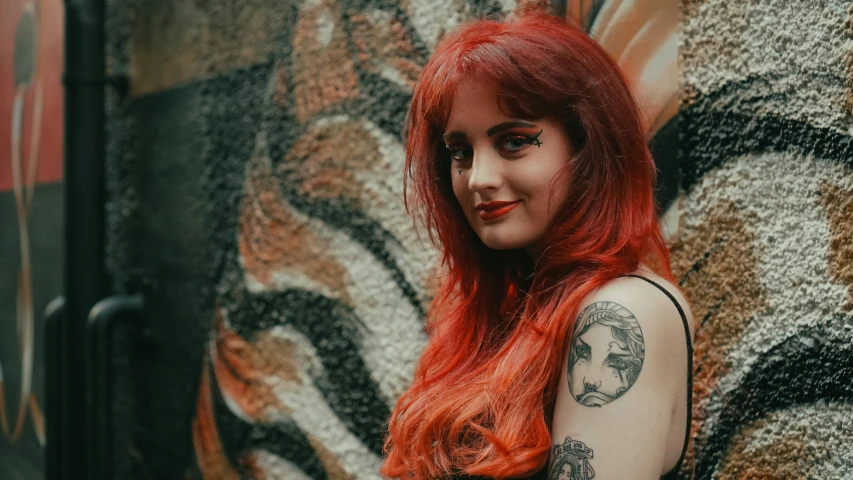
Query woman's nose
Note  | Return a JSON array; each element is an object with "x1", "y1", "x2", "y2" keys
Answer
[
  {"x1": 467, "y1": 152, "x2": 503, "y2": 192},
  {"x1": 583, "y1": 376, "x2": 601, "y2": 391}
]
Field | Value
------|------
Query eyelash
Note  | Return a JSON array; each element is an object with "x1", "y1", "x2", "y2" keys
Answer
[
  {"x1": 607, "y1": 359, "x2": 629, "y2": 371},
  {"x1": 445, "y1": 130, "x2": 543, "y2": 163}
]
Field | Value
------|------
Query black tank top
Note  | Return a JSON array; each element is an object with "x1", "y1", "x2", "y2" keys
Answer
[
  {"x1": 624, "y1": 275, "x2": 693, "y2": 480},
  {"x1": 450, "y1": 275, "x2": 694, "y2": 480}
]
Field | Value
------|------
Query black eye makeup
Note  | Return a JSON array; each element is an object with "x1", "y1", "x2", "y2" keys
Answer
[
  {"x1": 445, "y1": 143, "x2": 473, "y2": 162},
  {"x1": 443, "y1": 128, "x2": 544, "y2": 166},
  {"x1": 606, "y1": 355, "x2": 630, "y2": 372},
  {"x1": 497, "y1": 129, "x2": 543, "y2": 155},
  {"x1": 572, "y1": 339, "x2": 591, "y2": 364}
]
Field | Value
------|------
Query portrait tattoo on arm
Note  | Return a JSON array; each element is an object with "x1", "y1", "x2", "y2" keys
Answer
[
  {"x1": 568, "y1": 301, "x2": 644, "y2": 407},
  {"x1": 549, "y1": 436, "x2": 595, "y2": 480}
]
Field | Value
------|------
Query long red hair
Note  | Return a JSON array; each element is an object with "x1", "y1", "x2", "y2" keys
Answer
[{"x1": 382, "y1": 11, "x2": 672, "y2": 479}]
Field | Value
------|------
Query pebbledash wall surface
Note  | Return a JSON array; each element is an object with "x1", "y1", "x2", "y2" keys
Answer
[{"x1": 100, "y1": 0, "x2": 853, "y2": 479}]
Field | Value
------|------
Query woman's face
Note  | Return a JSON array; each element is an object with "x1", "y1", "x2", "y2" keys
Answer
[
  {"x1": 444, "y1": 77, "x2": 573, "y2": 256},
  {"x1": 568, "y1": 323, "x2": 633, "y2": 407},
  {"x1": 558, "y1": 463, "x2": 576, "y2": 480}
]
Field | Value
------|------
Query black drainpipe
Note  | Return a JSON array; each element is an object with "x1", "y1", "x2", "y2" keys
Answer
[
  {"x1": 61, "y1": 1, "x2": 134, "y2": 479},
  {"x1": 60, "y1": 0, "x2": 107, "y2": 477}
]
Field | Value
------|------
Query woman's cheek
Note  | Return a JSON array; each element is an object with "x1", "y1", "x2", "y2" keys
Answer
[{"x1": 571, "y1": 358, "x2": 589, "y2": 379}]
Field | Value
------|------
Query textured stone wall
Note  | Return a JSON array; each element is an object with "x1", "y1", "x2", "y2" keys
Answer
[
  {"x1": 104, "y1": 0, "x2": 853, "y2": 479},
  {"x1": 672, "y1": 0, "x2": 853, "y2": 477}
]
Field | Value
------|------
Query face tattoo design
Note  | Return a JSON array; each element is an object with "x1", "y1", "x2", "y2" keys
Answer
[{"x1": 568, "y1": 301, "x2": 644, "y2": 407}]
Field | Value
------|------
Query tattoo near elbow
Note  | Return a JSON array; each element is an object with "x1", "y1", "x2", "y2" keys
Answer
[{"x1": 548, "y1": 436, "x2": 595, "y2": 480}]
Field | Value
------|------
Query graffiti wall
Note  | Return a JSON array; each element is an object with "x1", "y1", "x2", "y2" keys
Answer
[
  {"x1": 104, "y1": 0, "x2": 852, "y2": 478},
  {"x1": 670, "y1": 0, "x2": 853, "y2": 477},
  {"x1": 0, "y1": 0, "x2": 63, "y2": 478}
]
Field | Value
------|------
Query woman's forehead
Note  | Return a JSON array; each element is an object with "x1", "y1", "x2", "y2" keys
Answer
[{"x1": 444, "y1": 78, "x2": 507, "y2": 132}]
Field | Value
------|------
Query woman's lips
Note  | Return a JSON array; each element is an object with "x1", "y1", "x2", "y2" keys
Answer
[
  {"x1": 577, "y1": 390, "x2": 617, "y2": 407},
  {"x1": 476, "y1": 201, "x2": 521, "y2": 220}
]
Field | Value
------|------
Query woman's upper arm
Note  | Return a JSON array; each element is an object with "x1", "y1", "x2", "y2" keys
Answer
[{"x1": 547, "y1": 277, "x2": 688, "y2": 480}]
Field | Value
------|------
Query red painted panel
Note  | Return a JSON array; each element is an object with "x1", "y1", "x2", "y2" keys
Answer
[{"x1": 0, "y1": 0, "x2": 64, "y2": 192}]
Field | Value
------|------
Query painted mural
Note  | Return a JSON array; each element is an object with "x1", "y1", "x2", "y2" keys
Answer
[
  {"x1": 185, "y1": 2, "x2": 685, "y2": 478},
  {"x1": 670, "y1": 0, "x2": 853, "y2": 476},
  {"x1": 105, "y1": 0, "x2": 853, "y2": 478},
  {"x1": 0, "y1": 0, "x2": 64, "y2": 478}
]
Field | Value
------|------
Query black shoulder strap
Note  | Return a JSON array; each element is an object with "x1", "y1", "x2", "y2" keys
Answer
[{"x1": 622, "y1": 274, "x2": 693, "y2": 477}]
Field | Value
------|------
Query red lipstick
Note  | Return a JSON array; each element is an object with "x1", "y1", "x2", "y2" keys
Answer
[{"x1": 475, "y1": 200, "x2": 521, "y2": 220}]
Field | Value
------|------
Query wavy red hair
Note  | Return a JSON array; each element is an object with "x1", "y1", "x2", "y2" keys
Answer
[{"x1": 382, "y1": 11, "x2": 673, "y2": 480}]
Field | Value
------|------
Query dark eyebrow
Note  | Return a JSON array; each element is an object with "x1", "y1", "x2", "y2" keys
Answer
[
  {"x1": 442, "y1": 120, "x2": 538, "y2": 143},
  {"x1": 442, "y1": 131, "x2": 466, "y2": 143},
  {"x1": 486, "y1": 120, "x2": 537, "y2": 137},
  {"x1": 606, "y1": 352, "x2": 633, "y2": 361}
]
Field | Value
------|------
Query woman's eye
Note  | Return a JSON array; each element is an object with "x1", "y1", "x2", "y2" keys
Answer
[
  {"x1": 607, "y1": 360, "x2": 628, "y2": 372},
  {"x1": 506, "y1": 137, "x2": 529, "y2": 150},
  {"x1": 499, "y1": 135, "x2": 537, "y2": 153},
  {"x1": 575, "y1": 344, "x2": 591, "y2": 360},
  {"x1": 447, "y1": 146, "x2": 473, "y2": 161}
]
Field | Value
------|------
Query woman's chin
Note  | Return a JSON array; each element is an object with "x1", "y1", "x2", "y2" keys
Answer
[
  {"x1": 483, "y1": 240, "x2": 527, "y2": 250},
  {"x1": 476, "y1": 227, "x2": 544, "y2": 254},
  {"x1": 478, "y1": 234, "x2": 528, "y2": 251}
]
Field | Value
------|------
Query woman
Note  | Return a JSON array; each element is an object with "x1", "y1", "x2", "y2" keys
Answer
[{"x1": 382, "y1": 11, "x2": 694, "y2": 480}]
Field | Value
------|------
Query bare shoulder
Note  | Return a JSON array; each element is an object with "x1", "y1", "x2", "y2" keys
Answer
[
  {"x1": 567, "y1": 268, "x2": 694, "y2": 407},
  {"x1": 580, "y1": 267, "x2": 695, "y2": 345},
  {"x1": 548, "y1": 269, "x2": 695, "y2": 478}
]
